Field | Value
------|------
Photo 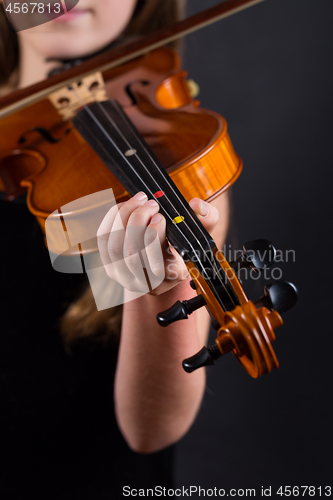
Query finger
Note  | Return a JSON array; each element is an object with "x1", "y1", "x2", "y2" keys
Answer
[
  {"x1": 121, "y1": 201, "x2": 162, "y2": 291},
  {"x1": 143, "y1": 213, "x2": 167, "y2": 281},
  {"x1": 97, "y1": 191, "x2": 148, "y2": 240},
  {"x1": 97, "y1": 192, "x2": 148, "y2": 267},
  {"x1": 123, "y1": 199, "x2": 160, "y2": 257},
  {"x1": 113, "y1": 201, "x2": 161, "y2": 292},
  {"x1": 123, "y1": 252, "x2": 151, "y2": 293},
  {"x1": 101, "y1": 227, "x2": 148, "y2": 292},
  {"x1": 189, "y1": 197, "x2": 220, "y2": 233},
  {"x1": 97, "y1": 202, "x2": 125, "y2": 241},
  {"x1": 145, "y1": 213, "x2": 187, "y2": 284},
  {"x1": 105, "y1": 198, "x2": 160, "y2": 292},
  {"x1": 111, "y1": 191, "x2": 148, "y2": 233},
  {"x1": 97, "y1": 202, "x2": 125, "y2": 268}
]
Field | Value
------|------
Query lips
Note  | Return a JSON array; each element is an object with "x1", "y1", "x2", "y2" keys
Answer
[{"x1": 52, "y1": 8, "x2": 90, "y2": 23}]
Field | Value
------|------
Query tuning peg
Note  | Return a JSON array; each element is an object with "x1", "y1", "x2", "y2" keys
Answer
[
  {"x1": 229, "y1": 239, "x2": 276, "y2": 273},
  {"x1": 189, "y1": 280, "x2": 197, "y2": 290},
  {"x1": 254, "y1": 281, "x2": 298, "y2": 314},
  {"x1": 182, "y1": 345, "x2": 222, "y2": 373},
  {"x1": 157, "y1": 295, "x2": 206, "y2": 327}
]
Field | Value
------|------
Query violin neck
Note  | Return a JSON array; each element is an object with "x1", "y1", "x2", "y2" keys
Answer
[{"x1": 73, "y1": 99, "x2": 216, "y2": 262}]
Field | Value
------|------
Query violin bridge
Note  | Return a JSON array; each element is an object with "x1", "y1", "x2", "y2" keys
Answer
[{"x1": 48, "y1": 72, "x2": 108, "y2": 120}]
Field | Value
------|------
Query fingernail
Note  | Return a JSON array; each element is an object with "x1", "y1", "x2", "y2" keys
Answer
[
  {"x1": 133, "y1": 191, "x2": 148, "y2": 200},
  {"x1": 150, "y1": 213, "x2": 163, "y2": 224},
  {"x1": 200, "y1": 200, "x2": 208, "y2": 216},
  {"x1": 190, "y1": 198, "x2": 208, "y2": 216},
  {"x1": 144, "y1": 199, "x2": 158, "y2": 207}
]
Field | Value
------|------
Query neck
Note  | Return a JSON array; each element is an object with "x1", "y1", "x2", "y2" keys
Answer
[{"x1": 16, "y1": 35, "x2": 121, "y2": 90}]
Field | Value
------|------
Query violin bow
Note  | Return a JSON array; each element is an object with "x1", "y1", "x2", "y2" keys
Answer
[{"x1": 0, "y1": 0, "x2": 265, "y2": 118}]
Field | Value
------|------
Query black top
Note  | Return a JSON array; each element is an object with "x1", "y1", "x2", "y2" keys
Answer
[{"x1": 0, "y1": 198, "x2": 174, "y2": 500}]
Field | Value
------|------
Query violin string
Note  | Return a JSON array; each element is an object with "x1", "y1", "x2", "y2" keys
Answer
[
  {"x1": 77, "y1": 104, "x2": 217, "y2": 292},
  {"x1": 101, "y1": 100, "x2": 215, "y2": 249},
  {"x1": 99, "y1": 99, "x2": 238, "y2": 306},
  {"x1": 106, "y1": 100, "x2": 217, "y2": 261},
  {"x1": 72, "y1": 86, "x2": 236, "y2": 307},
  {"x1": 73, "y1": 94, "x2": 217, "y2": 293},
  {"x1": 69, "y1": 86, "x2": 236, "y2": 307},
  {"x1": 98, "y1": 99, "x2": 234, "y2": 299}
]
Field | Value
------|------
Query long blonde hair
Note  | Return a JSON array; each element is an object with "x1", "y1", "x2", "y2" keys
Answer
[{"x1": 0, "y1": 0, "x2": 186, "y2": 344}]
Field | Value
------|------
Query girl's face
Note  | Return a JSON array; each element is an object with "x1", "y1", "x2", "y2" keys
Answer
[{"x1": 16, "y1": 0, "x2": 138, "y2": 59}]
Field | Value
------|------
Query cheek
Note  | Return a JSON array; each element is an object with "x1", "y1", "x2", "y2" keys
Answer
[
  {"x1": 73, "y1": 0, "x2": 137, "y2": 55},
  {"x1": 70, "y1": 0, "x2": 136, "y2": 55},
  {"x1": 91, "y1": 0, "x2": 137, "y2": 41}
]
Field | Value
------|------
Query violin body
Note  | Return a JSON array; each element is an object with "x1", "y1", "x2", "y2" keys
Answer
[{"x1": 0, "y1": 48, "x2": 241, "y2": 240}]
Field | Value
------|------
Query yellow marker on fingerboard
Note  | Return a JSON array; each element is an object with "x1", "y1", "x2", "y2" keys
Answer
[{"x1": 173, "y1": 216, "x2": 185, "y2": 224}]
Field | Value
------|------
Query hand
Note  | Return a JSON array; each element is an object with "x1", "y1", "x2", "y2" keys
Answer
[{"x1": 97, "y1": 191, "x2": 220, "y2": 296}]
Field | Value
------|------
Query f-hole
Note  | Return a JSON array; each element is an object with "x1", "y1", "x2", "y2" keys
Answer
[
  {"x1": 18, "y1": 127, "x2": 72, "y2": 145},
  {"x1": 125, "y1": 80, "x2": 150, "y2": 106}
]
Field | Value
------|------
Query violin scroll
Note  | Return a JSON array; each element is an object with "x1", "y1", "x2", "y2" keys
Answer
[
  {"x1": 182, "y1": 281, "x2": 298, "y2": 378},
  {"x1": 157, "y1": 234, "x2": 297, "y2": 379}
]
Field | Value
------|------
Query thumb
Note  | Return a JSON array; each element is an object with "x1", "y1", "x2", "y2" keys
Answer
[{"x1": 189, "y1": 198, "x2": 220, "y2": 233}]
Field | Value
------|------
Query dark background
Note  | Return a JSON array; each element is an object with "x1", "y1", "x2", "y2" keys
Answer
[
  {"x1": 175, "y1": 0, "x2": 333, "y2": 495},
  {"x1": 1, "y1": 0, "x2": 332, "y2": 498}
]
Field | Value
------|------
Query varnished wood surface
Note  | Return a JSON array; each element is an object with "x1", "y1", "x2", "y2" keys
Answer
[{"x1": 0, "y1": 48, "x2": 241, "y2": 237}]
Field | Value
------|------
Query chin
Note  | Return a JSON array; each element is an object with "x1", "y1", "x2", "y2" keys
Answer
[{"x1": 34, "y1": 32, "x2": 115, "y2": 60}]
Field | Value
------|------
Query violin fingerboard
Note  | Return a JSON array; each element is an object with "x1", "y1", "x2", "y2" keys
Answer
[
  {"x1": 73, "y1": 99, "x2": 215, "y2": 261},
  {"x1": 73, "y1": 99, "x2": 240, "y2": 311}
]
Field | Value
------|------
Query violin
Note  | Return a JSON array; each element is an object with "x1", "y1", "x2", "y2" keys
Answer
[{"x1": 0, "y1": 0, "x2": 297, "y2": 378}]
